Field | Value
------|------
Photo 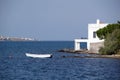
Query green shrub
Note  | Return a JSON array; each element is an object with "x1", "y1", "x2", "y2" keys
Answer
[{"x1": 99, "y1": 29, "x2": 120, "y2": 55}]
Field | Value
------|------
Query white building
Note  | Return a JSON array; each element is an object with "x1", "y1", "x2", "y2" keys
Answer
[{"x1": 74, "y1": 19, "x2": 108, "y2": 53}]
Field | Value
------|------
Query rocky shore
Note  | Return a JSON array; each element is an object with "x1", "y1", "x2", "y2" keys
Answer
[
  {"x1": 58, "y1": 48, "x2": 120, "y2": 59},
  {"x1": 58, "y1": 48, "x2": 93, "y2": 54}
]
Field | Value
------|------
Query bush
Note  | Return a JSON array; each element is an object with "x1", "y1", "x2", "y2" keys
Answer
[{"x1": 99, "y1": 29, "x2": 120, "y2": 55}]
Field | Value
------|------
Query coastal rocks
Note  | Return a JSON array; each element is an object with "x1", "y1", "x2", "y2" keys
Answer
[
  {"x1": 61, "y1": 55, "x2": 120, "y2": 59},
  {"x1": 58, "y1": 48, "x2": 91, "y2": 54},
  {"x1": 58, "y1": 48, "x2": 120, "y2": 59}
]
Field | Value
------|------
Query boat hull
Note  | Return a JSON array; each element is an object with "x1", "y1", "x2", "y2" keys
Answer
[{"x1": 25, "y1": 53, "x2": 52, "y2": 58}]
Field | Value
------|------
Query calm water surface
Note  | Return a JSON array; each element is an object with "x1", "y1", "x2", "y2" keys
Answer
[{"x1": 0, "y1": 41, "x2": 120, "y2": 80}]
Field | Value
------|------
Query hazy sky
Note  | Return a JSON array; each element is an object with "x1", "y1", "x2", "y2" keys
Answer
[{"x1": 0, "y1": 0, "x2": 120, "y2": 40}]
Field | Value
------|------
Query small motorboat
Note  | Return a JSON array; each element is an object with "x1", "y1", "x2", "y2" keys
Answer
[{"x1": 25, "y1": 53, "x2": 52, "y2": 58}]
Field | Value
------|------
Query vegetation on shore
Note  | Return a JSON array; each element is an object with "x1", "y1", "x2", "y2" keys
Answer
[{"x1": 96, "y1": 21, "x2": 120, "y2": 55}]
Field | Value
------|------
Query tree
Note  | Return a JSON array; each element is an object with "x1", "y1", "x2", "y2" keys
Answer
[
  {"x1": 97, "y1": 22, "x2": 120, "y2": 55},
  {"x1": 117, "y1": 21, "x2": 120, "y2": 24},
  {"x1": 96, "y1": 23, "x2": 120, "y2": 39},
  {"x1": 99, "y1": 29, "x2": 120, "y2": 55}
]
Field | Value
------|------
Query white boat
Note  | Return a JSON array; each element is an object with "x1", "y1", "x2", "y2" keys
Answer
[{"x1": 25, "y1": 53, "x2": 52, "y2": 58}]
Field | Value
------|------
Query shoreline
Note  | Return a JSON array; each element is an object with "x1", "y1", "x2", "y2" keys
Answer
[
  {"x1": 58, "y1": 49, "x2": 120, "y2": 59},
  {"x1": 58, "y1": 48, "x2": 95, "y2": 54},
  {"x1": 61, "y1": 55, "x2": 120, "y2": 59}
]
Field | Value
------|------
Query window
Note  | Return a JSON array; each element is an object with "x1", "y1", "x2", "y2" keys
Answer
[{"x1": 93, "y1": 32, "x2": 96, "y2": 38}]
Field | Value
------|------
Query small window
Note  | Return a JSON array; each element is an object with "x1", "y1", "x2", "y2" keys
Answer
[{"x1": 93, "y1": 32, "x2": 96, "y2": 38}]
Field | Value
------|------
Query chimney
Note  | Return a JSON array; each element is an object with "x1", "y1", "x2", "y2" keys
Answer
[{"x1": 97, "y1": 19, "x2": 100, "y2": 24}]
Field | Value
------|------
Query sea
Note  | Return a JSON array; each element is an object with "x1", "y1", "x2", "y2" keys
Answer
[{"x1": 0, "y1": 41, "x2": 120, "y2": 80}]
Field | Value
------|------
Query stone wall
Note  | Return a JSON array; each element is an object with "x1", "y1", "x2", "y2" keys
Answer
[{"x1": 89, "y1": 42, "x2": 104, "y2": 53}]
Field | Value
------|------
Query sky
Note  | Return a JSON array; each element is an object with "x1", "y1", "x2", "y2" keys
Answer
[{"x1": 0, "y1": 0, "x2": 120, "y2": 41}]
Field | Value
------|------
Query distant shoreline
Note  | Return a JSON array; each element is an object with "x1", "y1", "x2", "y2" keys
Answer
[
  {"x1": 0, "y1": 35, "x2": 35, "y2": 41},
  {"x1": 0, "y1": 40, "x2": 38, "y2": 42}
]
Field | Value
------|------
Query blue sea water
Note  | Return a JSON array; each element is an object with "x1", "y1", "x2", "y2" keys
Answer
[{"x1": 0, "y1": 41, "x2": 120, "y2": 80}]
